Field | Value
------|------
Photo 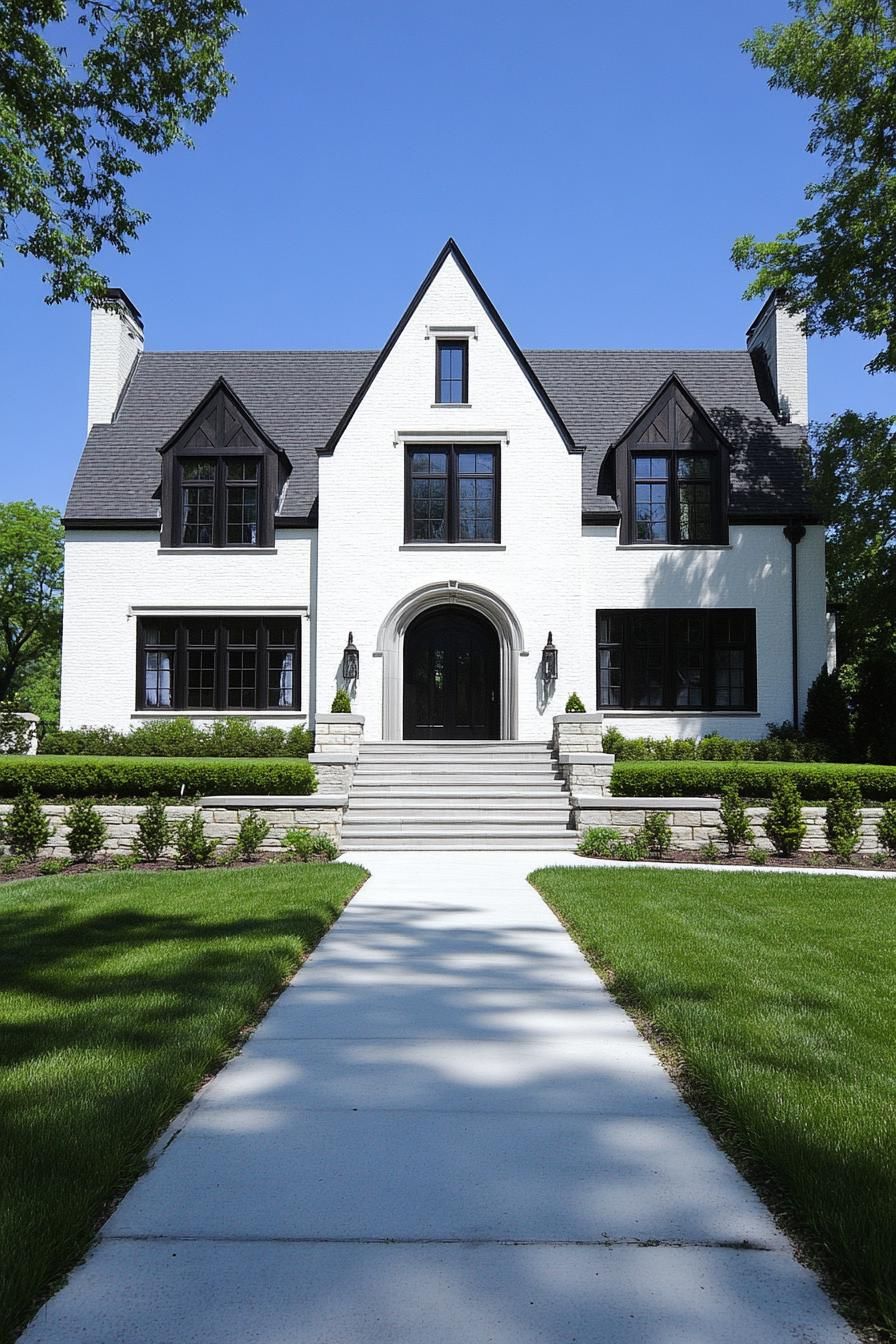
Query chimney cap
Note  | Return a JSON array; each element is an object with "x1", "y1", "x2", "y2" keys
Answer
[
  {"x1": 94, "y1": 287, "x2": 143, "y2": 331},
  {"x1": 745, "y1": 287, "x2": 790, "y2": 343}
]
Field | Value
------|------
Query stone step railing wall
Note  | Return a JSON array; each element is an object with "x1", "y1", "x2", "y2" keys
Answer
[
  {"x1": 552, "y1": 713, "x2": 614, "y2": 795},
  {"x1": 309, "y1": 713, "x2": 365, "y2": 794}
]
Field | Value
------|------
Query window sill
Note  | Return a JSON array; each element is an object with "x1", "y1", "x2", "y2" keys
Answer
[
  {"x1": 430, "y1": 403, "x2": 472, "y2": 409},
  {"x1": 157, "y1": 547, "x2": 278, "y2": 555},
  {"x1": 399, "y1": 543, "x2": 505, "y2": 552},
  {"x1": 131, "y1": 710, "x2": 306, "y2": 720},
  {"x1": 616, "y1": 543, "x2": 732, "y2": 551},
  {"x1": 600, "y1": 709, "x2": 761, "y2": 717}
]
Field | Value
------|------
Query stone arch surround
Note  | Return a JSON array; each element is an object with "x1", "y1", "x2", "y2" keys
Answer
[{"x1": 374, "y1": 580, "x2": 528, "y2": 741}]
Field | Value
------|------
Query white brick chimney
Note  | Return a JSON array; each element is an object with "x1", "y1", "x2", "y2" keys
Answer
[
  {"x1": 746, "y1": 289, "x2": 808, "y2": 426},
  {"x1": 87, "y1": 288, "x2": 144, "y2": 430}
]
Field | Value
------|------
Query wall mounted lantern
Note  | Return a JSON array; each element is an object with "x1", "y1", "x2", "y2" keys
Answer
[
  {"x1": 342, "y1": 632, "x2": 360, "y2": 682},
  {"x1": 542, "y1": 631, "x2": 558, "y2": 684}
]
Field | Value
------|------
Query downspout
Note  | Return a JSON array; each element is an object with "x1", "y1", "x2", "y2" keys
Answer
[{"x1": 783, "y1": 522, "x2": 806, "y2": 728}]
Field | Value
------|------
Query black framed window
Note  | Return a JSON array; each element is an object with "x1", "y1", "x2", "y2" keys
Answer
[
  {"x1": 435, "y1": 340, "x2": 468, "y2": 404},
  {"x1": 137, "y1": 617, "x2": 301, "y2": 711},
  {"x1": 406, "y1": 444, "x2": 499, "y2": 543},
  {"x1": 596, "y1": 609, "x2": 756, "y2": 711},
  {"x1": 177, "y1": 456, "x2": 260, "y2": 548},
  {"x1": 632, "y1": 452, "x2": 715, "y2": 543}
]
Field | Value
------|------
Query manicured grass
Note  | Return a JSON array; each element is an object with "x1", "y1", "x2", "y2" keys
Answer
[
  {"x1": 0, "y1": 862, "x2": 366, "y2": 1343},
  {"x1": 530, "y1": 865, "x2": 896, "y2": 1337}
]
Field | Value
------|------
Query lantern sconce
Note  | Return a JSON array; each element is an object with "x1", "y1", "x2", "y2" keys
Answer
[
  {"x1": 542, "y1": 631, "x2": 558, "y2": 685},
  {"x1": 342, "y1": 632, "x2": 360, "y2": 682}
]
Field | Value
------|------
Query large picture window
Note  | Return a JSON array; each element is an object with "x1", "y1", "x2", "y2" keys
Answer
[
  {"x1": 137, "y1": 617, "x2": 301, "y2": 712},
  {"x1": 405, "y1": 444, "x2": 499, "y2": 543},
  {"x1": 596, "y1": 610, "x2": 756, "y2": 711}
]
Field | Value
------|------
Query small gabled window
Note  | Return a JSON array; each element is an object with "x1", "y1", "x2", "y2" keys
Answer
[
  {"x1": 435, "y1": 340, "x2": 468, "y2": 404},
  {"x1": 619, "y1": 379, "x2": 728, "y2": 545},
  {"x1": 160, "y1": 382, "x2": 284, "y2": 549}
]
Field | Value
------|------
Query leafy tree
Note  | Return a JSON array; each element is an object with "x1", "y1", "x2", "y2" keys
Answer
[
  {"x1": 0, "y1": 502, "x2": 64, "y2": 704},
  {"x1": 808, "y1": 412, "x2": 896, "y2": 662},
  {"x1": 1, "y1": 0, "x2": 243, "y2": 303},
  {"x1": 732, "y1": 0, "x2": 896, "y2": 373},
  {"x1": 802, "y1": 664, "x2": 852, "y2": 758}
]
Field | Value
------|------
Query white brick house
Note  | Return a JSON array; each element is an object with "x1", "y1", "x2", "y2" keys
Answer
[{"x1": 60, "y1": 241, "x2": 827, "y2": 743}]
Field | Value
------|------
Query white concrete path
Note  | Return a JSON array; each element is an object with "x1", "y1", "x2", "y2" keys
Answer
[{"x1": 23, "y1": 852, "x2": 857, "y2": 1343}]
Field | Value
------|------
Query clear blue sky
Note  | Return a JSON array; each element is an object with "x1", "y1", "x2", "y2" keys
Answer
[{"x1": 2, "y1": 0, "x2": 894, "y2": 513}]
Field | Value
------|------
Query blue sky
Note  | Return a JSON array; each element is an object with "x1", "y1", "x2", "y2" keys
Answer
[{"x1": 3, "y1": 0, "x2": 894, "y2": 512}]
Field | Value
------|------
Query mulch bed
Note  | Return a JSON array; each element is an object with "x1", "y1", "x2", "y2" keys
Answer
[
  {"x1": 0, "y1": 854, "x2": 333, "y2": 884},
  {"x1": 605, "y1": 849, "x2": 896, "y2": 871}
]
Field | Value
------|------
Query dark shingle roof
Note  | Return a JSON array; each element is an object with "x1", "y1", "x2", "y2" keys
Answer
[{"x1": 65, "y1": 347, "x2": 809, "y2": 523}]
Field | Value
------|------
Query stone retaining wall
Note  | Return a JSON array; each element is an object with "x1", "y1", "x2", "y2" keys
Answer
[
  {"x1": 0, "y1": 799, "x2": 345, "y2": 860},
  {"x1": 573, "y1": 795, "x2": 887, "y2": 854}
]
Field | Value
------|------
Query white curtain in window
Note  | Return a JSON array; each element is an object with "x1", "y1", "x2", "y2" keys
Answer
[
  {"x1": 146, "y1": 652, "x2": 172, "y2": 707},
  {"x1": 278, "y1": 652, "x2": 293, "y2": 707}
]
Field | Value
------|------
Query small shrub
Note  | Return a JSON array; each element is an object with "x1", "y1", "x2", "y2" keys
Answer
[
  {"x1": 235, "y1": 810, "x2": 271, "y2": 861},
  {"x1": 747, "y1": 845, "x2": 768, "y2": 866},
  {"x1": 577, "y1": 826, "x2": 620, "y2": 858},
  {"x1": 63, "y1": 798, "x2": 108, "y2": 861},
  {"x1": 824, "y1": 780, "x2": 863, "y2": 860},
  {"x1": 111, "y1": 853, "x2": 138, "y2": 870},
  {"x1": 173, "y1": 812, "x2": 217, "y2": 867},
  {"x1": 132, "y1": 795, "x2": 172, "y2": 861},
  {"x1": 5, "y1": 785, "x2": 52, "y2": 860},
  {"x1": 39, "y1": 857, "x2": 70, "y2": 875},
  {"x1": 283, "y1": 827, "x2": 315, "y2": 861},
  {"x1": 698, "y1": 840, "x2": 721, "y2": 862},
  {"x1": 312, "y1": 833, "x2": 339, "y2": 861},
  {"x1": 806, "y1": 851, "x2": 825, "y2": 867},
  {"x1": 215, "y1": 846, "x2": 237, "y2": 867},
  {"x1": 284, "y1": 726, "x2": 314, "y2": 757},
  {"x1": 870, "y1": 851, "x2": 888, "y2": 868},
  {"x1": 611, "y1": 828, "x2": 651, "y2": 862},
  {"x1": 642, "y1": 811, "x2": 672, "y2": 857},
  {"x1": 601, "y1": 726, "x2": 625, "y2": 756},
  {"x1": 330, "y1": 689, "x2": 352, "y2": 713},
  {"x1": 564, "y1": 692, "x2": 585, "y2": 713},
  {"x1": 0, "y1": 854, "x2": 20, "y2": 874},
  {"x1": 719, "y1": 785, "x2": 754, "y2": 855},
  {"x1": 764, "y1": 778, "x2": 807, "y2": 856},
  {"x1": 876, "y1": 800, "x2": 896, "y2": 856}
]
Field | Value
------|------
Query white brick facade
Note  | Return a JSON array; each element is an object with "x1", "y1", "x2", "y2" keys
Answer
[{"x1": 61, "y1": 248, "x2": 828, "y2": 743}]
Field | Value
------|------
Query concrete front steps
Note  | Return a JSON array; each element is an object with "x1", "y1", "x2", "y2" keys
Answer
[{"x1": 341, "y1": 741, "x2": 579, "y2": 850}]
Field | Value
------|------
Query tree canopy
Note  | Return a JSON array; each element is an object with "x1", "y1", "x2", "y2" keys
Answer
[
  {"x1": 0, "y1": 501, "x2": 64, "y2": 705},
  {"x1": 732, "y1": 0, "x2": 896, "y2": 373},
  {"x1": 0, "y1": 0, "x2": 243, "y2": 303},
  {"x1": 809, "y1": 410, "x2": 896, "y2": 660}
]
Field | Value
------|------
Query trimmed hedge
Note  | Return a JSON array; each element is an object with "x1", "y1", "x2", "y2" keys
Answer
[
  {"x1": 39, "y1": 720, "x2": 314, "y2": 759},
  {"x1": 610, "y1": 760, "x2": 896, "y2": 803},
  {"x1": 602, "y1": 726, "x2": 826, "y2": 763},
  {"x1": 0, "y1": 756, "x2": 317, "y2": 802}
]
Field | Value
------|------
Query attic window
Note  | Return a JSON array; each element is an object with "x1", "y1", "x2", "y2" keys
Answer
[
  {"x1": 160, "y1": 382, "x2": 283, "y2": 548},
  {"x1": 436, "y1": 340, "x2": 468, "y2": 404},
  {"x1": 618, "y1": 380, "x2": 728, "y2": 546}
]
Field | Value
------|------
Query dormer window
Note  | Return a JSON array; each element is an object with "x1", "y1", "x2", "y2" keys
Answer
[
  {"x1": 617, "y1": 377, "x2": 728, "y2": 546},
  {"x1": 160, "y1": 380, "x2": 286, "y2": 549},
  {"x1": 436, "y1": 340, "x2": 468, "y2": 403}
]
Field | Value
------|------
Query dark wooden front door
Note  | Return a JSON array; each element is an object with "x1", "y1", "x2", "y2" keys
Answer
[{"x1": 403, "y1": 606, "x2": 499, "y2": 740}]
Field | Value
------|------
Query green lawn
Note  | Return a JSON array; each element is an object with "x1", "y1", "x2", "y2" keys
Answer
[
  {"x1": 0, "y1": 862, "x2": 366, "y2": 1344},
  {"x1": 530, "y1": 866, "x2": 896, "y2": 1338}
]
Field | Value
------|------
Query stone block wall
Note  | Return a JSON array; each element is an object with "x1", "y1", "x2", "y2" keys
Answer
[
  {"x1": 0, "y1": 800, "x2": 345, "y2": 860},
  {"x1": 573, "y1": 796, "x2": 887, "y2": 855}
]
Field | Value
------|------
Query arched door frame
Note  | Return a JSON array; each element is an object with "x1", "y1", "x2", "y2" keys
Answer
[{"x1": 374, "y1": 580, "x2": 527, "y2": 740}]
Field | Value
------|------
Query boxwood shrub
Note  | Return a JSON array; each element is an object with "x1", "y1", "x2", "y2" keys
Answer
[
  {"x1": 610, "y1": 760, "x2": 896, "y2": 803},
  {"x1": 0, "y1": 756, "x2": 317, "y2": 802},
  {"x1": 39, "y1": 719, "x2": 314, "y2": 758}
]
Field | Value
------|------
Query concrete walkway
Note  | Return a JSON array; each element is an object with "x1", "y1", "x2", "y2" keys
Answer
[{"x1": 23, "y1": 852, "x2": 857, "y2": 1343}]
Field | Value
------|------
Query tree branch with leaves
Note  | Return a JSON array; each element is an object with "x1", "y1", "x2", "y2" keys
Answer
[
  {"x1": 732, "y1": 0, "x2": 896, "y2": 373},
  {"x1": 0, "y1": 502, "x2": 64, "y2": 704},
  {"x1": 0, "y1": 0, "x2": 243, "y2": 303}
]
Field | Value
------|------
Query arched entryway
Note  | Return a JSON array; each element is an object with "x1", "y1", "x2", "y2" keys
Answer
[
  {"x1": 403, "y1": 606, "x2": 499, "y2": 740},
  {"x1": 374, "y1": 580, "x2": 527, "y2": 740}
]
